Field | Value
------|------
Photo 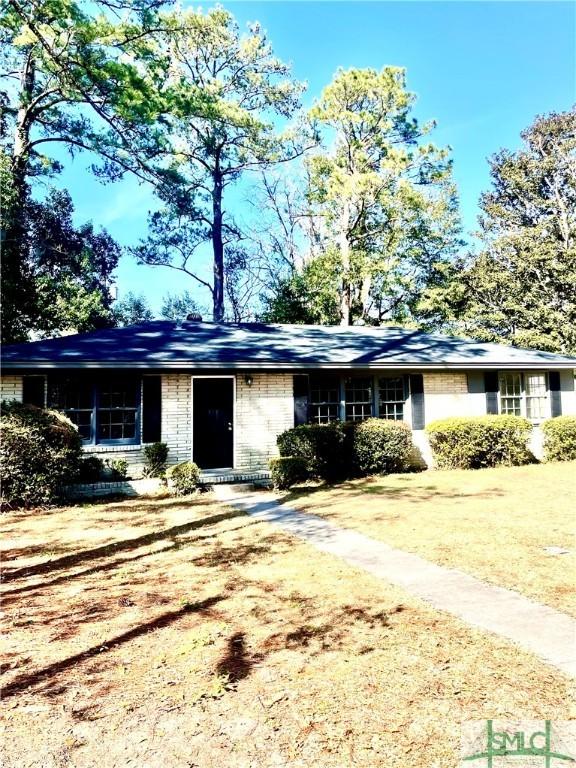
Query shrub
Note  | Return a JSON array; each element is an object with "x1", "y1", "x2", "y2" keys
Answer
[
  {"x1": 542, "y1": 416, "x2": 576, "y2": 462},
  {"x1": 77, "y1": 456, "x2": 105, "y2": 483},
  {"x1": 0, "y1": 401, "x2": 82, "y2": 509},
  {"x1": 426, "y1": 415, "x2": 532, "y2": 469},
  {"x1": 166, "y1": 461, "x2": 200, "y2": 495},
  {"x1": 269, "y1": 456, "x2": 309, "y2": 489},
  {"x1": 104, "y1": 458, "x2": 129, "y2": 481},
  {"x1": 277, "y1": 423, "x2": 346, "y2": 481},
  {"x1": 352, "y1": 418, "x2": 413, "y2": 475},
  {"x1": 143, "y1": 442, "x2": 169, "y2": 477}
]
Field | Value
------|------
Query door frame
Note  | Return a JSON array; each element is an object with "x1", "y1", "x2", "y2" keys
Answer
[{"x1": 190, "y1": 375, "x2": 236, "y2": 469}]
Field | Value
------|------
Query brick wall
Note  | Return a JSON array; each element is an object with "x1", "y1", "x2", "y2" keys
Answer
[
  {"x1": 0, "y1": 375, "x2": 23, "y2": 403},
  {"x1": 422, "y1": 372, "x2": 470, "y2": 424},
  {"x1": 235, "y1": 373, "x2": 294, "y2": 470}
]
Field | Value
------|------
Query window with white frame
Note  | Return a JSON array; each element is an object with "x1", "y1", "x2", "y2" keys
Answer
[
  {"x1": 378, "y1": 376, "x2": 405, "y2": 420},
  {"x1": 498, "y1": 372, "x2": 548, "y2": 421},
  {"x1": 344, "y1": 377, "x2": 373, "y2": 421},
  {"x1": 308, "y1": 375, "x2": 340, "y2": 423}
]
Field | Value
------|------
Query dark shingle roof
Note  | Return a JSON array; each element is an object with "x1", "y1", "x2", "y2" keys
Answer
[{"x1": 2, "y1": 321, "x2": 575, "y2": 370}]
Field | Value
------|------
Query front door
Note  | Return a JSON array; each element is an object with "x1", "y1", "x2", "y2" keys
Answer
[{"x1": 192, "y1": 378, "x2": 234, "y2": 469}]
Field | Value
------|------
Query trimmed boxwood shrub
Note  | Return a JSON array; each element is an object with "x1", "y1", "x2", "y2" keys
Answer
[
  {"x1": 276, "y1": 420, "x2": 414, "y2": 482},
  {"x1": 269, "y1": 456, "x2": 309, "y2": 489},
  {"x1": 0, "y1": 401, "x2": 83, "y2": 509},
  {"x1": 166, "y1": 461, "x2": 200, "y2": 495},
  {"x1": 277, "y1": 423, "x2": 346, "y2": 481},
  {"x1": 143, "y1": 442, "x2": 169, "y2": 477},
  {"x1": 352, "y1": 418, "x2": 412, "y2": 475},
  {"x1": 426, "y1": 415, "x2": 532, "y2": 469},
  {"x1": 541, "y1": 416, "x2": 576, "y2": 462}
]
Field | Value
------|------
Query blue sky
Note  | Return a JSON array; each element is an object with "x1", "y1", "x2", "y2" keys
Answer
[{"x1": 59, "y1": 1, "x2": 575, "y2": 311}]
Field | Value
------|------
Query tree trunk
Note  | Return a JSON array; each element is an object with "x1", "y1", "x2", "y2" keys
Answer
[
  {"x1": 339, "y1": 200, "x2": 351, "y2": 325},
  {"x1": 211, "y1": 166, "x2": 225, "y2": 322}
]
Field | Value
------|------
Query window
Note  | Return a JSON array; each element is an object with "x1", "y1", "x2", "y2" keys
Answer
[
  {"x1": 48, "y1": 376, "x2": 141, "y2": 444},
  {"x1": 345, "y1": 377, "x2": 373, "y2": 422},
  {"x1": 498, "y1": 372, "x2": 548, "y2": 421},
  {"x1": 49, "y1": 377, "x2": 94, "y2": 440},
  {"x1": 309, "y1": 375, "x2": 340, "y2": 423},
  {"x1": 378, "y1": 376, "x2": 405, "y2": 420}
]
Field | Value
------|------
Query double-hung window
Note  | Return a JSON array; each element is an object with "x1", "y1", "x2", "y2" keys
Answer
[
  {"x1": 308, "y1": 375, "x2": 340, "y2": 423},
  {"x1": 378, "y1": 376, "x2": 405, "y2": 420},
  {"x1": 344, "y1": 377, "x2": 373, "y2": 421},
  {"x1": 498, "y1": 372, "x2": 549, "y2": 422},
  {"x1": 49, "y1": 376, "x2": 141, "y2": 445}
]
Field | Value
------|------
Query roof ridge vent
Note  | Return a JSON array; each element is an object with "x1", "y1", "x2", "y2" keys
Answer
[{"x1": 186, "y1": 312, "x2": 203, "y2": 322}]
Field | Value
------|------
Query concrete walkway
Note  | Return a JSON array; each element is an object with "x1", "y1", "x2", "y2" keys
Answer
[{"x1": 214, "y1": 485, "x2": 576, "y2": 677}]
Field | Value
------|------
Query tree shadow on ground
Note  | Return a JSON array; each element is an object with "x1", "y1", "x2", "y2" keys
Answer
[
  {"x1": 3, "y1": 509, "x2": 247, "y2": 582},
  {"x1": 1, "y1": 595, "x2": 225, "y2": 699}
]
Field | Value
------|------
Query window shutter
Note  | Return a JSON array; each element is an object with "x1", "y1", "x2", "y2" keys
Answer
[
  {"x1": 142, "y1": 377, "x2": 162, "y2": 443},
  {"x1": 22, "y1": 376, "x2": 46, "y2": 408},
  {"x1": 409, "y1": 374, "x2": 425, "y2": 430},
  {"x1": 549, "y1": 371, "x2": 562, "y2": 417},
  {"x1": 467, "y1": 371, "x2": 484, "y2": 394},
  {"x1": 293, "y1": 375, "x2": 309, "y2": 426},
  {"x1": 484, "y1": 372, "x2": 499, "y2": 414}
]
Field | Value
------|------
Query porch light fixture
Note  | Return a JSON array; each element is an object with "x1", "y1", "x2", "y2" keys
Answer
[{"x1": 244, "y1": 374, "x2": 254, "y2": 387}]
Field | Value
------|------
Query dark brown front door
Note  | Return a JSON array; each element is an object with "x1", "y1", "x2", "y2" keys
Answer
[{"x1": 193, "y1": 378, "x2": 234, "y2": 469}]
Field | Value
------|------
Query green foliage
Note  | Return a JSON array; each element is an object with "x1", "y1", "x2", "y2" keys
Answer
[
  {"x1": 269, "y1": 456, "x2": 309, "y2": 489},
  {"x1": 426, "y1": 416, "x2": 533, "y2": 469},
  {"x1": 277, "y1": 423, "x2": 346, "y2": 482},
  {"x1": 277, "y1": 420, "x2": 414, "y2": 481},
  {"x1": 0, "y1": 402, "x2": 82, "y2": 509},
  {"x1": 431, "y1": 108, "x2": 576, "y2": 353},
  {"x1": 302, "y1": 67, "x2": 461, "y2": 326},
  {"x1": 143, "y1": 442, "x2": 169, "y2": 478},
  {"x1": 133, "y1": 7, "x2": 308, "y2": 322},
  {"x1": 541, "y1": 416, "x2": 576, "y2": 462},
  {"x1": 352, "y1": 418, "x2": 412, "y2": 475},
  {"x1": 77, "y1": 456, "x2": 105, "y2": 483},
  {"x1": 166, "y1": 461, "x2": 200, "y2": 495},
  {"x1": 160, "y1": 292, "x2": 203, "y2": 322},
  {"x1": 104, "y1": 458, "x2": 129, "y2": 481},
  {"x1": 114, "y1": 292, "x2": 154, "y2": 327}
]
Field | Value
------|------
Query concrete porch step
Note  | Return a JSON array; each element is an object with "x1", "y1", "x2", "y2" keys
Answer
[{"x1": 198, "y1": 470, "x2": 272, "y2": 488}]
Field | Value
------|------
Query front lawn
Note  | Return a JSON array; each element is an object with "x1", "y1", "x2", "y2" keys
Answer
[
  {"x1": 1, "y1": 493, "x2": 572, "y2": 767},
  {"x1": 283, "y1": 461, "x2": 576, "y2": 616}
]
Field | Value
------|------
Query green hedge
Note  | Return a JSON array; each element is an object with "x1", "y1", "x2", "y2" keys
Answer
[
  {"x1": 166, "y1": 461, "x2": 200, "y2": 495},
  {"x1": 352, "y1": 418, "x2": 412, "y2": 475},
  {"x1": 143, "y1": 442, "x2": 169, "y2": 477},
  {"x1": 277, "y1": 423, "x2": 345, "y2": 482},
  {"x1": 275, "y1": 419, "x2": 414, "y2": 486},
  {"x1": 541, "y1": 416, "x2": 576, "y2": 462},
  {"x1": 269, "y1": 456, "x2": 309, "y2": 490},
  {"x1": 426, "y1": 415, "x2": 533, "y2": 469},
  {"x1": 0, "y1": 401, "x2": 83, "y2": 509}
]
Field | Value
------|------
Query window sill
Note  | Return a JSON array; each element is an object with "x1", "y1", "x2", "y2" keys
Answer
[{"x1": 83, "y1": 444, "x2": 142, "y2": 453}]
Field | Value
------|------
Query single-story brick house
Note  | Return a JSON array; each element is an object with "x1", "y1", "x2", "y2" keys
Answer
[{"x1": 1, "y1": 320, "x2": 575, "y2": 475}]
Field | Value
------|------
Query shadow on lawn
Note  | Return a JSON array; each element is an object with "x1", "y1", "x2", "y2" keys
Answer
[
  {"x1": 3, "y1": 509, "x2": 247, "y2": 583},
  {"x1": 1, "y1": 595, "x2": 225, "y2": 699}
]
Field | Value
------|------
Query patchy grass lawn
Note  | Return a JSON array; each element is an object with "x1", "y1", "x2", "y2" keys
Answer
[
  {"x1": 282, "y1": 462, "x2": 576, "y2": 617},
  {"x1": 1, "y1": 493, "x2": 573, "y2": 768}
]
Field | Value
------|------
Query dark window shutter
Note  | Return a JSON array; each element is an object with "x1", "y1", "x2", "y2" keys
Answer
[
  {"x1": 142, "y1": 377, "x2": 162, "y2": 443},
  {"x1": 22, "y1": 376, "x2": 45, "y2": 408},
  {"x1": 467, "y1": 371, "x2": 484, "y2": 394},
  {"x1": 484, "y1": 372, "x2": 499, "y2": 414},
  {"x1": 549, "y1": 371, "x2": 562, "y2": 417},
  {"x1": 293, "y1": 375, "x2": 309, "y2": 426},
  {"x1": 409, "y1": 373, "x2": 425, "y2": 430}
]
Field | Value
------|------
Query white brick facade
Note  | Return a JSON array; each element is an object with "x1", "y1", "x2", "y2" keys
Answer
[
  {"x1": 2, "y1": 369, "x2": 575, "y2": 473},
  {"x1": 235, "y1": 373, "x2": 294, "y2": 470},
  {"x1": 0, "y1": 376, "x2": 23, "y2": 403}
]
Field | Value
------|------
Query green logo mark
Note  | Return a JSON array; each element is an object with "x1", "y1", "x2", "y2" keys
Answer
[{"x1": 462, "y1": 720, "x2": 575, "y2": 767}]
